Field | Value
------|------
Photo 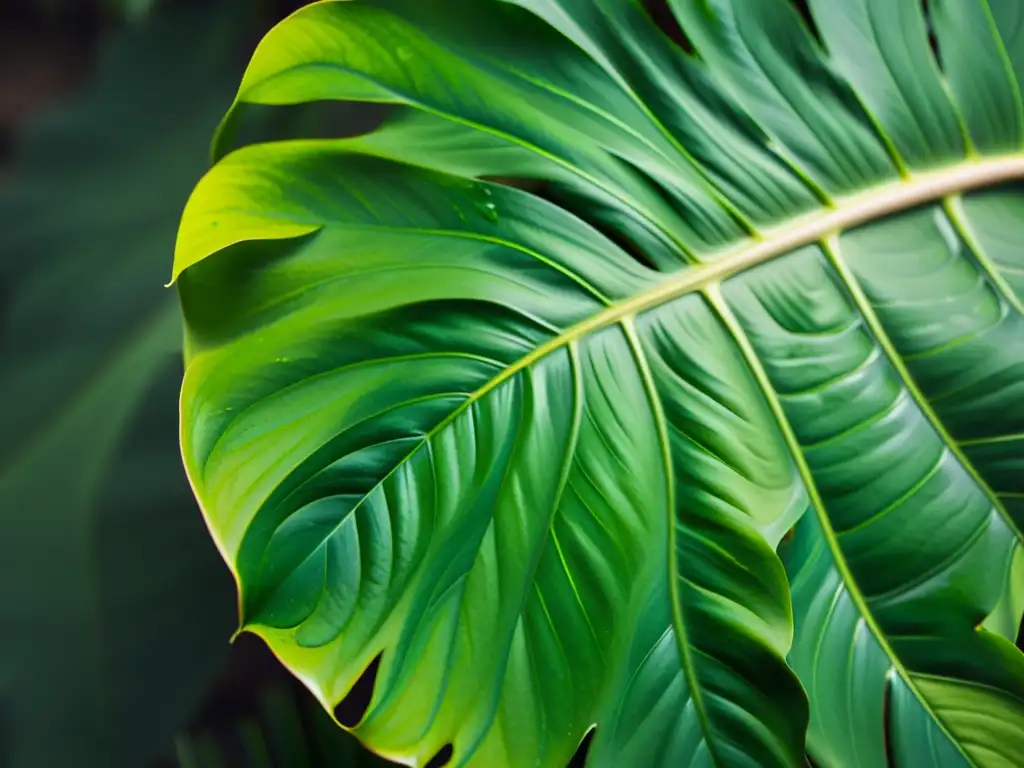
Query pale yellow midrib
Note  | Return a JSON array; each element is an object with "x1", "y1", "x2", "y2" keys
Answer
[{"x1": 473, "y1": 153, "x2": 1024, "y2": 398}]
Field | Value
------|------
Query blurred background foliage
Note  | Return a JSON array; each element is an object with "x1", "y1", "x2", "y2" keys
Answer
[{"x1": 0, "y1": 1, "x2": 391, "y2": 765}]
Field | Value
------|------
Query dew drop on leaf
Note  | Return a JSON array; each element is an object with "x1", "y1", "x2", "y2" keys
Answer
[{"x1": 480, "y1": 202, "x2": 499, "y2": 223}]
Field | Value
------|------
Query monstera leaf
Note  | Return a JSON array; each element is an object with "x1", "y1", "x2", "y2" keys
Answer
[{"x1": 173, "y1": 1, "x2": 1024, "y2": 766}]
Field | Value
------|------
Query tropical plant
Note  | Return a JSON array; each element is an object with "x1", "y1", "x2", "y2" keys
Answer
[{"x1": 172, "y1": 1, "x2": 1024, "y2": 766}]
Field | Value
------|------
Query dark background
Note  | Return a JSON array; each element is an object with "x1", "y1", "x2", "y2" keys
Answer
[{"x1": 0, "y1": 1, "x2": 391, "y2": 766}]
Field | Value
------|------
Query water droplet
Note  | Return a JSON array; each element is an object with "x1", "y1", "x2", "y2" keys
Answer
[
  {"x1": 480, "y1": 202, "x2": 499, "y2": 223},
  {"x1": 396, "y1": 46, "x2": 413, "y2": 62}
]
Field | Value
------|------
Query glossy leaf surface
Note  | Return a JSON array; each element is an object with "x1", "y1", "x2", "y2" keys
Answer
[{"x1": 175, "y1": 1, "x2": 1024, "y2": 766}]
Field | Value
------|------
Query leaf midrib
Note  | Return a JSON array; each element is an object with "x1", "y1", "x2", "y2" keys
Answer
[{"x1": 477, "y1": 153, "x2": 1024, "y2": 401}]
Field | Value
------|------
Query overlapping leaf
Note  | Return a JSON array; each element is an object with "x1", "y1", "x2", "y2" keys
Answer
[{"x1": 174, "y1": 1, "x2": 1024, "y2": 766}]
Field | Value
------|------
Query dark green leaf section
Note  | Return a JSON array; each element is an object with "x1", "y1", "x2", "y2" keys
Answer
[
  {"x1": 631, "y1": 299, "x2": 809, "y2": 767},
  {"x1": 807, "y1": 0, "x2": 965, "y2": 169},
  {"x1": 961, "y1": 185, "x2": 1024, "y2": 303},
  {"x1": 668, "y1": 0, "x2": 897, "y2": 195},
  {"x1": 929, "y1": 0, "x2": 1024, "y2": 154},
  {"x1": 988, "y1": 1, "x2": 1024, "y2": 99},
  {"x1": 725, "y1": 245, "x2": 1024, "y2": 767},
  {"x1": 175, "y1": 1, "x2": 1024, "y2": 766},
  {"x1": 501, "y1": 0, "x2": 821, "y2": 225},
  {"x1": 954, "y1": 187, "x2": 1024, "y2": 530},
  {"x1": 837, "y1": 202, "x2": 1024, "y2": 533}
]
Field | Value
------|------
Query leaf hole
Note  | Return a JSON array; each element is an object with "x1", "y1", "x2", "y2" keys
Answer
[
  {"x1": 425, "y1": 743, "x2": 454, "y2": 768},
  {"x1": 333, "y1": 653, "x2": 382, "y2": 728},
  {"x1": 882, "y1": 671, "x2": 897, "y2": 767},
  {"x1": 516, "y1": 180, "x2": 663, "y2": 270},
  {"x1": 219, "y1": 100, "x2": 391, "y2": 158},
  {"x1": 791, "y1": 0, "x2": 823, "y2": 46},
  {"x1": 642, "y1": 0, "x2": 694, "y2": 54},
  {"x1": 921, "y1": 0, "x2": 942, "y2": 67},
  {"x1": 568, "y1": 726, "x2": 596, "y2": 767}
]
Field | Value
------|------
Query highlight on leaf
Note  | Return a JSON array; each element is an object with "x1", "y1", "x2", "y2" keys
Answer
[{"x1": 174, "y1": 1, "x2": 1024, "y2": 766}]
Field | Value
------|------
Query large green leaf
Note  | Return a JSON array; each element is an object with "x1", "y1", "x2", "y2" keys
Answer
[
  {"x1": 0, "y1": 7, "x2": 255, "y2": 766},
  {"x1": 174, "y1": 1, "x2": 1024, "y2": 766}
]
